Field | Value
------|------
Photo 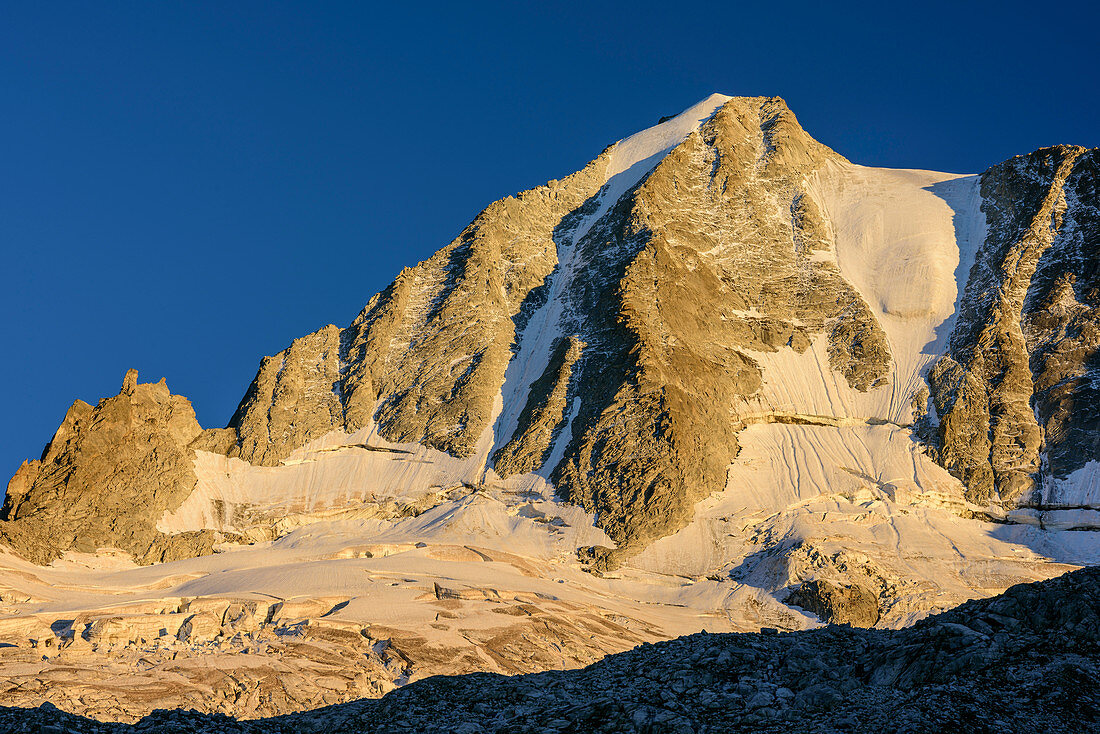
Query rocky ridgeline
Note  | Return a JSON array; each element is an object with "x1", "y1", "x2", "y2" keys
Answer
[
  {"x1": 926, "y1": 146, "x2": 1100, "y2": 508},
  {"x1": 1, "y1": 566, "x2": 1096, "y2": 733},
  {"x1": 1, "y1": 96, "x2": 1097, "y2": 570}
]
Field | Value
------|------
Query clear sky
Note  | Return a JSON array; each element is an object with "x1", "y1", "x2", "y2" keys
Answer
[{"x1": 1, "y1": 1, "x2": 1097, "y2": 478}]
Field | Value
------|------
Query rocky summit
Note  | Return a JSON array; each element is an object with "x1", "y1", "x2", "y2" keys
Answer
[{"x1": 0, "y1": 94, "x2": 1097, "y2": 725}]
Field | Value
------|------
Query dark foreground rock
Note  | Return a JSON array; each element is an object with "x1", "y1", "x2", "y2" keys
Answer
[{"x1": 1, "y1": 566, "x2": 1098, "y2": 733}]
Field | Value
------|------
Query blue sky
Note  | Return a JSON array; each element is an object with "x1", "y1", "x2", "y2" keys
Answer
[{"x1": 1, "y1": 1, "x2": 1097, "y2": 477}]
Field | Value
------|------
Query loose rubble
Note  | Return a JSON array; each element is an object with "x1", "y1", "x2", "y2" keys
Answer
[{"x1": 1, "y1": 566, "x2": 1096, "y2": 732}]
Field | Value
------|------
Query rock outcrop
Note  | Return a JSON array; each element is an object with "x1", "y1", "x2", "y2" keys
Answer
[
  {"x1": 785, "y1": 579, "x2": 881, "y2": 627},
  {"x1": 0, "y1": 370, "x2": 233, "y2": 565},
  {"x1": 229, "y1": 325, "x2": 344, "y2": 467},
  {"x1": 927, "y1": 147, "x2": 1100, "y2": 508}
]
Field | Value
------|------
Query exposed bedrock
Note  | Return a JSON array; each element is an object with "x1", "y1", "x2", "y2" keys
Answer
[
  {"x1": 229, "y1": 325, "x2": 344, "y2": 467},
  {"x1": 3, "y1": 96, "x2": 1097, "y2": 571},
  {"x1": 0, "y1": 370, "x2": 237, "y2": 565},
  {"x1": 927, "y1": 146, "x2": 1100, "y2": 508},
  {"x1": 786, "y1": 578, "x2": 881, "y2": 627},
  {"x1": 554, "y1": 97, "x2": 892, "y2": 566}
]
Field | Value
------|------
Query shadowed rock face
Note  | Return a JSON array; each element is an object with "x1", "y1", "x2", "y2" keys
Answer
[
  {"x1": 927, "y1": 146, "x2": 1100, "y2": 507},
  {"x1": 0, "y1": 371, "x2": 233, "y2": 565},
  {"x1": 1025, "y1": 150, "x2": 1100, "y2": 495},
  {"x1": 786, "y1": 579, "x2": 881, "y2": 627}
]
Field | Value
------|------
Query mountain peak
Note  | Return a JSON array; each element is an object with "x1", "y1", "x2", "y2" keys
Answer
[{"x1": 1, "y1": 93, "x2": 1098, "y2": 722}]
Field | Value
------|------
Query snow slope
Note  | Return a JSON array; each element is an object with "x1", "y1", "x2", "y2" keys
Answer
[{"x1": 738, "y1": 162, "x2": 984, "y2": 425}]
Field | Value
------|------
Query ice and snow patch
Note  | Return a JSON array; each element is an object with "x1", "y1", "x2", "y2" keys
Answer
[
  {"x1": 1045, "y1": 460, "x2": 1100, "y2": 508},
  {"x1": 602, "y1": 93, "x2": 732, "y2": 206},
  {"x1": 800, "y1": 163, "x2": 984, "y2": 423}
]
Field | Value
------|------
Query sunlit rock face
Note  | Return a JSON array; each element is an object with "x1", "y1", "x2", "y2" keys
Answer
[
  {"x1": 0, "y1": 370, "x2": 235, "y2": 566},
  {"x1": 927, "y1": 147, "x2": 1100, "y2": 512},
  {"x1": 0, "y1": 94, "x2": 1097, "y2": 722},
  {"x1": 226, "y1": 96, "x2": 897, "y2": 566}
]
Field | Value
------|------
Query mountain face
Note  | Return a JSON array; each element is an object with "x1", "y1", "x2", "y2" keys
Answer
[
  {"x1": 221, "y1": 101, "x2": 1100, "y2": 560},
  {"x1": 0, "y1": 94, "x2": 1097, "y2": 721},
  {"x1": 926, "y1": 146, "x2": 1100, "y2": 511},
  {"x1": 221, "y1": 96, "x2": 900, "y2": 568}
]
